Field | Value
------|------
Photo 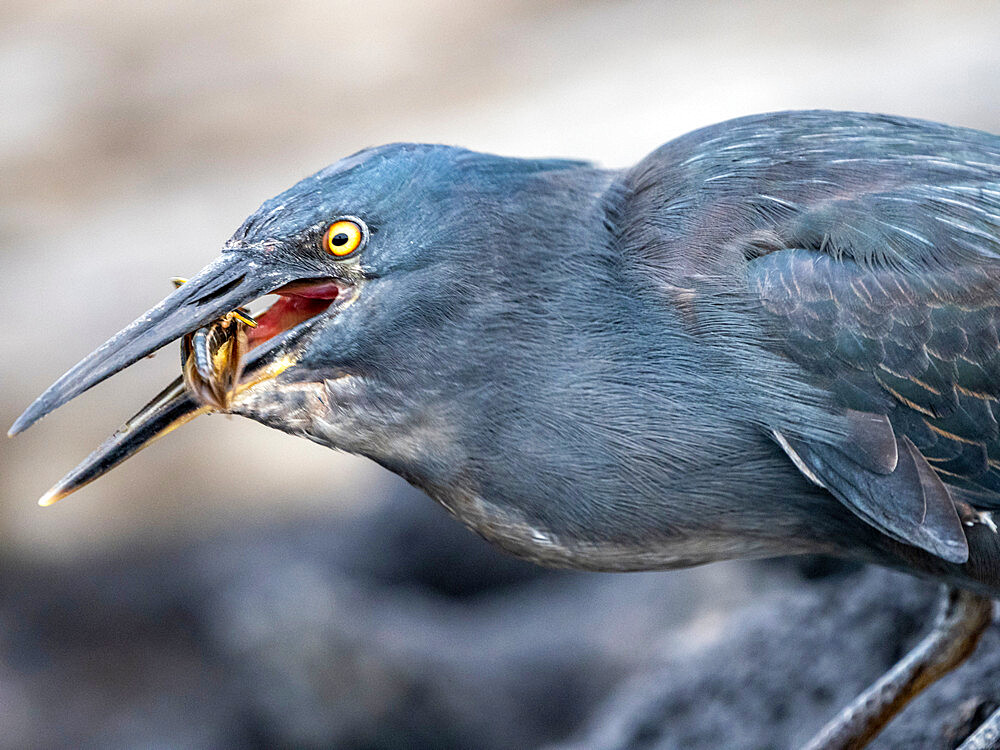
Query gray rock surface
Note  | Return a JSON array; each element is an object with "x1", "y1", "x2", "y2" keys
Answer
[
  {"x1": 551, "y1": 565, "x2": 1000, "y2": 750},
  {"x1": 1, "y1": 486, "x2": 997, "y2": 749}
]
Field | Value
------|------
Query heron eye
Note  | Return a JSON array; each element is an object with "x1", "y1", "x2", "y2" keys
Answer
[{"x1": 323, "y1": 218, "x2": 366, "y2": 258}]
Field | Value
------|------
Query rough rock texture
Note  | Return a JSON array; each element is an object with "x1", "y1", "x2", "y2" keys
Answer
[
  {"x1": 1, "y1": 485, "x2": 998, "y2": 749},
  {"x1": 550, "y1": 563, "x2": 1000, "y2": 750},
  {"x1": 0, "y1": 486, "x2": 754, "y2": 749}
]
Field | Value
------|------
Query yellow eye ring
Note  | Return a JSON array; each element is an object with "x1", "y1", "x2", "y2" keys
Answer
[{"x1": 323, "y1": 217, "x2": 366, "y2": 258}]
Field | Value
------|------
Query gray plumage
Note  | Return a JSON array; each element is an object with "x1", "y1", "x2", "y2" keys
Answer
[{"x1": 15, "y1": 110, "x2": 1000, "y2": 597}]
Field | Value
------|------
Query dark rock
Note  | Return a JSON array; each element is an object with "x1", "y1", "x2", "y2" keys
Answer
[
  {"x1": 2, "y1": 483, "x2": 996, "y2": 749},
  {"x1": 0, "y1": 484, "x2": 754, "y2": 749},
  {"x1": 548, "y1": 568, "x2": 1000, "y2": 750}
]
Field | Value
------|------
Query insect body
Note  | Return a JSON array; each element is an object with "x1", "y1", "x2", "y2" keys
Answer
[{"x1": 171, "y1": 277, "x2": 257, "y2": 411}]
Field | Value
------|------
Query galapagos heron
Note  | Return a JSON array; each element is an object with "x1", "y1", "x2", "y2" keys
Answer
[{"x1": 11, "y1": 110, "x2": 1000, "y2": 748}]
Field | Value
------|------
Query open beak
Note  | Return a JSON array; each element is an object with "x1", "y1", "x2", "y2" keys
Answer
[{"x1": 10, "y1": 250, "x2": 347, "y2": 505}]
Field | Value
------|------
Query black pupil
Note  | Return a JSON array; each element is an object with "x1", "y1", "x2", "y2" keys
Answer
[{"x1": 331, "y1": 232, "x2": 350, "y2": 246}]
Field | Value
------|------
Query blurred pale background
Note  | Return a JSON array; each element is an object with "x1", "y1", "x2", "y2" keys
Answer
[
  {"x1": 5, "y1": 0, "x2": 1000, "y2": 562},
  {"x1": 3, "y1": 2, "x2": 1000, "y2": 748}
]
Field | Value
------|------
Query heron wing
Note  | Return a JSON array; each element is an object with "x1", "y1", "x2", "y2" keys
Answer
[
  {"x1": 744, "y1": 200, "x2": 1000, "y2": 563},
  {"x1": 749, "y1": 239, "x2": 1000, "y2": 481},
  {"x1": 621, "y1": 111, "x2": 1000, "y2": 561}
]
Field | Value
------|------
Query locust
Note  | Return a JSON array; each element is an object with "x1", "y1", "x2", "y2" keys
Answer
[
  {"x1": 170, "y1": 277, "x2": 258, "y2": 411},
  {"x1": 25, "y1": 279, "x2": 268, "y2": 506}
]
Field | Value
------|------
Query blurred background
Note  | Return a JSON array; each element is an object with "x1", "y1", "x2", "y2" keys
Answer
[{"x1": 3, "y1": 1, "x2": 1000, "y2": 748}]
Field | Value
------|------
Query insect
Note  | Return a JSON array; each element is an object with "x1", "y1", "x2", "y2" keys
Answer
[{"x1": 171, "y1": 277, "x2": 258, "y2": 411}]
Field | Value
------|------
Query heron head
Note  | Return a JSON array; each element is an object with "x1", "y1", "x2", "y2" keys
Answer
[{"x1": 11, "y1": 144, "x2": 607, "y2": 504}]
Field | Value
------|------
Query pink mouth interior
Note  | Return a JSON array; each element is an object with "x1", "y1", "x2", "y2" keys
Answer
[{"x1": 246, "y1": 279, "x2": 341, "y2": 348}]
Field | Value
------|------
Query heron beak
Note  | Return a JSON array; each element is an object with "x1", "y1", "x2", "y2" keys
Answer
[
  {"x1": 10, "y1": 253, "x2": 291, "y2": 436},
  {"x1": 10, "y1": 251, "x2": 346, "y2": 505},
  {"x1": 35, "y1": 378, "x2": 201, "y2": 507},
  {"x1": 34, "y1": 355, "x2": 297, "y2": 507}
]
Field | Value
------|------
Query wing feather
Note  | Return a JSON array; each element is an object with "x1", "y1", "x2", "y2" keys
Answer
[{"x1": 619, "y1": 111, "x2": 1000, "y2": 559}]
